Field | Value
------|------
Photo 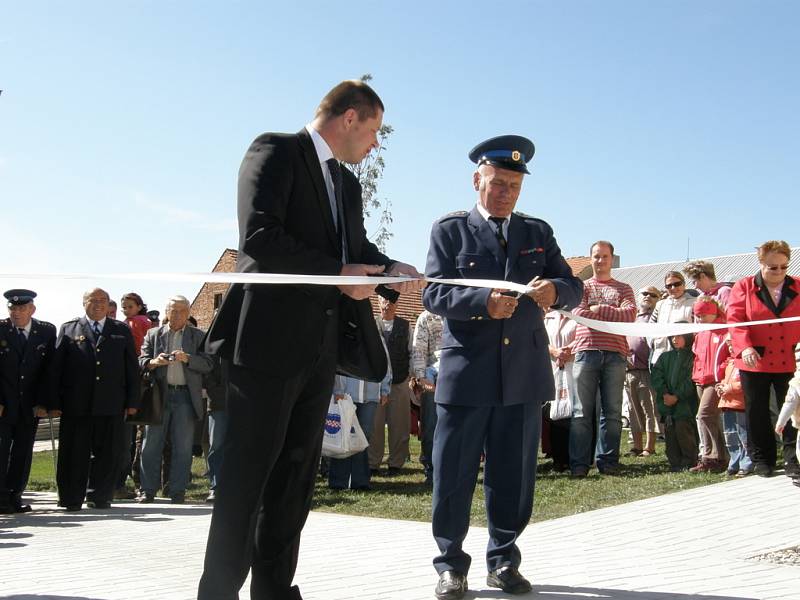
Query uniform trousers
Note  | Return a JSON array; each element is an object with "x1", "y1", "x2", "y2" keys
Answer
[
  {"x1": 57, "y1": 414, "x2": 124, "y2": 506},
  {"x1": 0, "y1": 420, "x2": 38, "y2": 505},
  {"x1": 740, "y1": 370, "x2": 797, "y2": 470},
  {"x1": 198, "y1": 319, "x2": 337, "y2": 600},
  {"x1": 368, "y1": 379, "x2": 411, "y2": 469},
  {"x1": 432, "y1": 401, "x2": 540, "y2": 575}
]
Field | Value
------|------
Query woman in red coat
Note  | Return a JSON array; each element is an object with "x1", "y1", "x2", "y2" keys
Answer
[{"x1": 727, "y1": 240, "x2": 800, "y2": 478}]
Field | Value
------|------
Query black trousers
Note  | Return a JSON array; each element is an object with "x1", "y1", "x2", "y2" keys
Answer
[
  {"x1": 198, "y1": 322, "x2": 337, "y2": 600},
  {"x1": 740, "y1": 370, "x2": 798, "y2": 469},
  {"x1": 57, "y1": 414, "x2": 124, "y2": 506},
  {"x1": 0, "y1": 419, "x2": 38, "y2": 504}
]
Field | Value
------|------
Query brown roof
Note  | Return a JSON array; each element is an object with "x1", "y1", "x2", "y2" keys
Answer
[{"x1": 566, "y1": 256, "x2": 593, "y2": 280}]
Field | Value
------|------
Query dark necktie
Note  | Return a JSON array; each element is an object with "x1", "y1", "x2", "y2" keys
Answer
[
  {"x1": 489, "y1": 216, "x2": 507, "y2": 251},
  {"x1": 325, "y1": 158, "x2": 349, "y2": 262},
  {"x1": 17, "y1": 328, "x2": 27, "y2": 349},
  {"x1": 93, "y1": 321, "x2": 102, "y2": 338}
]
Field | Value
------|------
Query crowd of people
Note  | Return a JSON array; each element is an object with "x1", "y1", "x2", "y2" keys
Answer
[
  {"x1": 541, "y1": 241, "x2": 800, "y2": 490},
  {"x1": 0, "y1": 287, "x2": 223, "y2": 513}
]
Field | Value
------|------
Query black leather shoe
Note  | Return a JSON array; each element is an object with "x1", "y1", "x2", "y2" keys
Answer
[
  {"x1": 12, "y1": 502, "x2": 32, "y2": 513},
  {"x1": 171, "y1": 493, "x2": 185, "y2": 504},
  {"x1": 65, "y1": 504, "x2": 82, "y2": 512},
  {"x1": 754, "y1": 463, "x2": 774, "y2": 478},
  {"x1": 487, "y1": 566, "x2": 532, "y2": 594},
  {"x1": 138, "y1": 493, "x2": 155, "y2": 504},
  {"x1": 86, "y1": 500, "x2": 111, "y2": 509},
  {"x1": 435, "y1": 570, "x2": 467, "y2": 600}
]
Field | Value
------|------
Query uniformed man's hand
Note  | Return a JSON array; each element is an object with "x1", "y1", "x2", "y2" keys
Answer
[
  {"x1": 385, "y1": 262, "x2": 426, "y2": 294},
  {"x1": 126, "y1": 407, "x2": 138, "y2": 416},
  {"x1": 487, "y1": 290, "x2": 518, "y2": 319},
  {"x1": 49, "y1": 409, "x2": 62, "y2": 418},
  {"x1": 338, "y1": 264, "x2": 383, "y2": 300},
  {"x1": 527, "y1": 278, "x2": 557, "y2": 311},
  {"x1": 34, "y1": 405, "x2": 48, "y2": 418}
]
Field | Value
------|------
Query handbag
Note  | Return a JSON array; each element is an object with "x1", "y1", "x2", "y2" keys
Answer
[
  {"x1": 549, "y1": 367, "x2": 574, "y2": 421},
  {"x1": 336, "y1": 295, "x2": 389, "y2": 383},
  {"x1": 321, "y1": 394, "x2": 369, "y2": 459},
  {"x1": 126, "y1": 369, "x2": 163, "y2": 425}
]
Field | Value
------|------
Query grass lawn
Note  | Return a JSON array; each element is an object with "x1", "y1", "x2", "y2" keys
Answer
[{"x1": 28, "y1": 432, "x2": 727, "y2": 526}]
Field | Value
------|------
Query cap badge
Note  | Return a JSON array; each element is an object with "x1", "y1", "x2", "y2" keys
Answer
[{"x1": 511, "y1": 150, "x2": 521, "y2": 162}]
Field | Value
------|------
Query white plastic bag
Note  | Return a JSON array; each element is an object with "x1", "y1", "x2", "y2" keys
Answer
[
  {"x1": 549, "y1": 368, "x2": 574, "y2": 421},
  {"x1": 321, "y1": 394, "x2": 369, "y2": 458}
]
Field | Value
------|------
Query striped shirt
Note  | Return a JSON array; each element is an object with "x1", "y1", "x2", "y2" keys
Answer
[{"x1": 572, "y1": 277, "x2": 637, "y2": 357}]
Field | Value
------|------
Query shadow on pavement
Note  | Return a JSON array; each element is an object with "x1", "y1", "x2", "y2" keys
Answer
[
  {"x1": 0, "y1": 596, "x2": 107, "y2": 600},
  {"x1": 0, "y1": 504, "x2": 212, "y2": 531},
  {"x1": 474, "y1": 585, "x2": 759, "y2": 600}
]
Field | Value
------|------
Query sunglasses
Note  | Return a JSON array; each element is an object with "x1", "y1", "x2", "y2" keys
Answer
[
  {"x1": 763, "y1": 264, "x2": 789, "y2": 272},
  {"x1": 640, "y1": 292, "x2": 659, "y2": 298},
  {"x1": 664, "y1": 282, "x2": 684, "y2": 289}
]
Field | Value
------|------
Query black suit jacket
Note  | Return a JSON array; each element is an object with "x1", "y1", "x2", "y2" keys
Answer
[
  {"x1": 0, "y1": 318, "x2": 57, "y2": 425},
  {"x1": 52, "y1": 317, "x2": 140, "y2": 416},
  {"x1": 207, "y1": 128, "x2": 393, "y2": 378}
]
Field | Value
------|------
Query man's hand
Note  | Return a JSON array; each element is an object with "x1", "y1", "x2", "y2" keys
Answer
[
  {"x1": 338, "y1": 264, "x2": 384, "y2": 300},
  {"x1": 487, "y1": 290, "x2": 518, "y2": 319},
  {"x1": 173, "y1": 349, "x2": 190, "y2": 364},
  {"x1": 588, "y1": 304, "x2": 601, "y2": 314},
  {"x1": 49, "y1": 409, "x2": 62, "y2": 418},
  {"x1": 149, "y1": 353, "x2": 172, "y2": 369},
  {"x1": 742, "y1": 347, "x2": 760, "y2": 369},
  {"x1": 663, "y1": 393, "x2": 678, "y2": 407},
  {"x1": 527, "y1": 278, "x2": 557, "y2": 311},
  {"x1": 34, "y1": 405, "x2": 48, "y2": 418},
  {"x1": 0, "y1": 405, "x2": 3, "y2": 418},
  {"x1": 379, "y1": 394, "x2": 390, "y2": 406},
  {"x1": 126, "y1": 407, "x2": 138, "y2": 416},
  {"x1": 385, "y1": 262, "x2": 426, "y2": 294}
]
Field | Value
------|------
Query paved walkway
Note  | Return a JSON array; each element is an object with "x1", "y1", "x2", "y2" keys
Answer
[{"x1": 1, "y1": 474, "x2": 798, "y2": 600}]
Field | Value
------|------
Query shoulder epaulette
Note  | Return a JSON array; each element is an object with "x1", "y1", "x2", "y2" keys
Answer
[{"x1": 438, "y1": 210, "x2": 468, "y2": 222}]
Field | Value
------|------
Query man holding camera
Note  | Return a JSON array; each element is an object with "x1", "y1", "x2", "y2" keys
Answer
[{"x1": 138, "y1": 295, "x2": 213, "y2": 504}]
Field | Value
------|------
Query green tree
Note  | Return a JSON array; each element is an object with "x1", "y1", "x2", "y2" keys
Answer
[{"x1": 345, "y1": 73, "x2": 393, "y2": 252}]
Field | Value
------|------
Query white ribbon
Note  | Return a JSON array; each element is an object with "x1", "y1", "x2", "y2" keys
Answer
[{"x1": 2, "y1": 271, "x2": 795, "y2": 338}]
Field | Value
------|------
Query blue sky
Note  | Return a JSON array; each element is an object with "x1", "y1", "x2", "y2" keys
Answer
[{"x1": 2, "y1": 1, "x2": 798, "y2": 327}]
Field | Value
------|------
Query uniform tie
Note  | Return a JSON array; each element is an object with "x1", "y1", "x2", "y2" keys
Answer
[
  {"x1": 93, "y1": 321, "x2": 102, "y2": 338},
  {"x1": 17, "y1": 328, "x2": 27, "y2": 349},
  {"x1": 325, "y1": 158, "x2": 349, "y2": 262},
  {"x1": 489, "y1": 216, "x2": 507, "y2": 251}
]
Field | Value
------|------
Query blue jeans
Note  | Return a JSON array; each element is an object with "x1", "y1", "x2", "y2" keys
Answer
[
  {"x1": 722, "y1": 410, "x2": 753, "y2": 473},
  {"x1": 207, "y1": 409, "x2": 228, "y2": 490},
  {"x1": 328, "y1": 401, "x2": 377, "y2": 489},
  {"x1": 140, "y1": 388, "x2": 196, "y2": 496},
  {"x1": 569, "y1": 350, "x2": 627, "y2": 471}
]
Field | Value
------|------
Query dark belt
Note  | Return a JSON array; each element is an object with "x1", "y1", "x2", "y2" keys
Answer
[{"x1": 167, "y1": 384, "x2": 188, "y2": 390}]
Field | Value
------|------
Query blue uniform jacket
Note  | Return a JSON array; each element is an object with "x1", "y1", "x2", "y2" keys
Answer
[{"x1": 422, "y1": 206, "x2": 583, "y2": 407}]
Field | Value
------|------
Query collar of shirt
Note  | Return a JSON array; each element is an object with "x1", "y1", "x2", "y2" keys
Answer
[
  {"x1": 92, "y1": 317, "x2": 107, "y2": 331},
  {"x1": 475, "y1": 202, "x2": 509, "y2": 237},
  {"x1": 381, "y1": 318, "x2": 394, "y2": 333},
  {"x1": 17, "y1": 321, "x2": 32, "y2": 336},
  {"x1": 305, "y1": 124, "x2": 335, "y2": 164}
]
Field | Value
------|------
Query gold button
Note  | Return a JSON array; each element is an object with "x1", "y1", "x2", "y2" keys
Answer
[
  {"x1": 504, "y1": 338, "x2": 510, "y2": 345},
  {"x1": 469, "y1": 261, "x2": 475, "y2": 267},
  {"x1": 96, "y1": 361, "x2": 101, "y2": 366},
  {"x1": 96, "y1": 376, "x2": 100, "y2": 381},
  {"x1": 477, "y1": 316, "x2": 483, "y2": 320}
]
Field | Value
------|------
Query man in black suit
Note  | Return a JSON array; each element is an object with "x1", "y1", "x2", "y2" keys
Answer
[
  {"x1": 51, "y1": 288, "x2": 140, "y2": 511},
  {"x1": 198, "y1": 80, "x2": 423, "y2": 600},
  {"x1": 0, "y1": 289, "x2": 56, "y2": 514}
]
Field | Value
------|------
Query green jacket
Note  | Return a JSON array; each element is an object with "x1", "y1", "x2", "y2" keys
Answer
[{"x1": 652, "y1": 348, "x2": 696, "y2": 420}]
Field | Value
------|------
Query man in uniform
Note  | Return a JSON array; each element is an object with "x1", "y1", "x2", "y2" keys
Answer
[
  {"x1": 51, "y1": 288, "x2": 139, "y2": 511},
  {"x1": 0, "y1": 289, "x2": 56, "y2": 513},
  {"x1": 423, "y1": 136, "x2": 583, "y2": 599}
]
